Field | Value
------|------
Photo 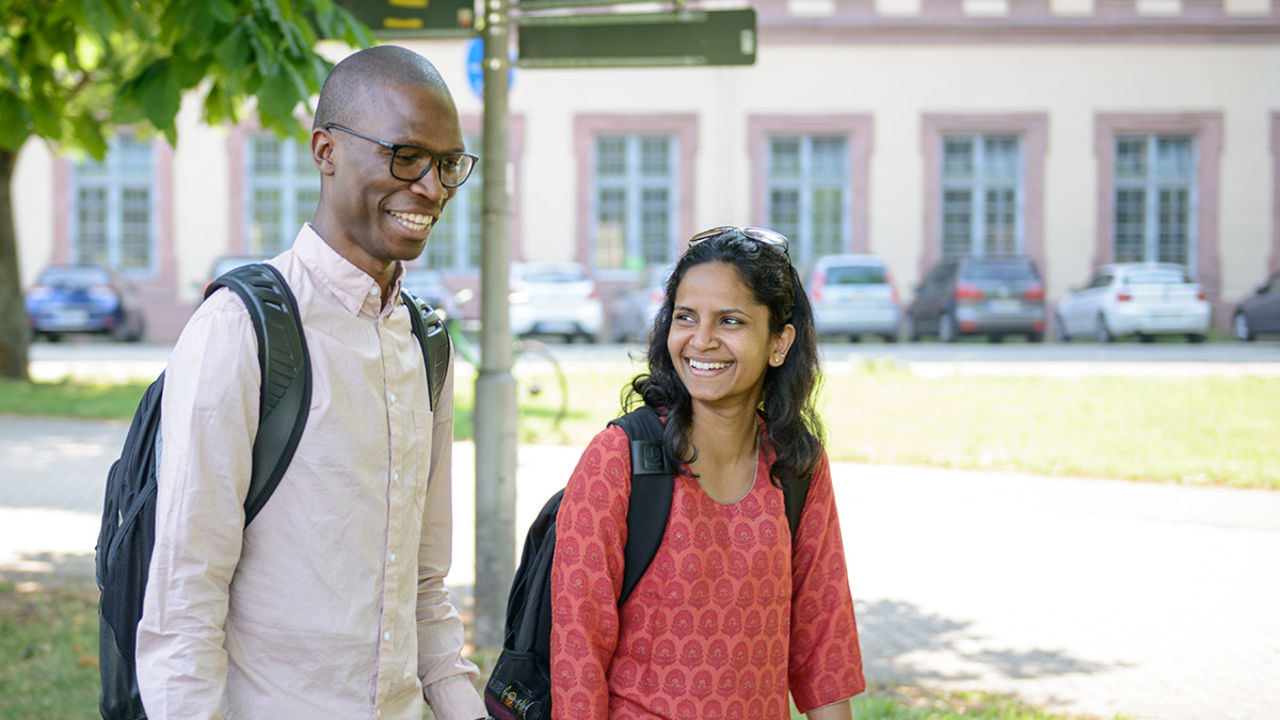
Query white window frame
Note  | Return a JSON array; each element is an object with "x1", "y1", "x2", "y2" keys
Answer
[
  {"x1": 71, "y1": 133, "x2": 157, "y2": 275},
  {"x1": 245, "y1": 133, "x2": 320, "y2": 255},
  {"x1": 765, "y1": 134, "x2": 851, "y2": 268},
  {"x1": 425, "y1": 132, "x2": 482, "y2": 272},
  {"x1": 591, "y1": 133, "x2": 679, "y2": 275},
  {"x1": 939, "y1": 133, "x2": 1025, "y2": 259},
  {"x1": 1113, "y1": 133, "x2": 1198, "y2": 268}
]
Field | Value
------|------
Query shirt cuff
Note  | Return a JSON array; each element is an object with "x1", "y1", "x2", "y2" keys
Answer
[{"x1": 423, "y1": 674, "x2": 486, "y2": 720}]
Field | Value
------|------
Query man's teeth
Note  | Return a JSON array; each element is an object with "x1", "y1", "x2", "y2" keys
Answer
[
  {"x1": 390, "y1": 211, "x2": 433, "y2": 230},
  {"x1": 690, "y1": 359, "x2": 729, "y2": 370}
]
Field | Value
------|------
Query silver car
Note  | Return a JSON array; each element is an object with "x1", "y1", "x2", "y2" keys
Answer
[{"x1": 805, "y1": 254, "x2": 900, "y2": 342}]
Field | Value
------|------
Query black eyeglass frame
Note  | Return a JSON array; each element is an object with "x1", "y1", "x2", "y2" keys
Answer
[
  {"x1": 324, "y1": 123, "x2": 478, "y2": 188},
  {"x1": 688, "y1": 225, "x2": 789, "y2": 256}
]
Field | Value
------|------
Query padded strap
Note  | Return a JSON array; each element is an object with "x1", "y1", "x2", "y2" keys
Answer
[
  {"x1": 205, "y1": 263, "x2": 311, "y2": 527},
  {"x1": 401, "y1": 290, "x2": 451, "y2": 412},
  {"x1": 609, "y1": 406, "x2": 673, "y2": 606}
]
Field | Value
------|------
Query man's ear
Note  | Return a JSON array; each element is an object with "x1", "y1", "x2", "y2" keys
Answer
[{"x1": 311, "y1": 128, "x2": 336, "y2": 175}]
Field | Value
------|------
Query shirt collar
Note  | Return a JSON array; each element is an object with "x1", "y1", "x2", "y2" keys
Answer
[{"x1": 293, "y1": 224, "x2": 405, "y2": 318}]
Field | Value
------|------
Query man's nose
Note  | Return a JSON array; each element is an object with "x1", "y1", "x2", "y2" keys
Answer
[{"x1": 409, "y1": 167, "x2": 448, "y2": 202}]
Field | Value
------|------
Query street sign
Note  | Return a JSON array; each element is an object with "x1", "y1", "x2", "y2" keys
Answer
[
  {"x1": 337, "y1": 0, "x2": 476, "y2": 38},
  {"x1": 516, "y1": 8, "x2": 756, "y2": 68},
  {"x1": 466, "y1": 37, "x2": 515, "y2": 100}
]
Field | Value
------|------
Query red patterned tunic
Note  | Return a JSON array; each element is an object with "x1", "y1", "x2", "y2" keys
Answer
[{"x1": 549, "y1": 422, "x2": 864, "y2": 720}]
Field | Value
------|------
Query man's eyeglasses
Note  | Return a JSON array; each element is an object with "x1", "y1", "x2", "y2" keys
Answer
[
  {"x1": 688, "y1": 226, "x2": 789, "y2": 255},
  {"x1": 325, "y1": 124, "x2": 478, "y2": 188}
]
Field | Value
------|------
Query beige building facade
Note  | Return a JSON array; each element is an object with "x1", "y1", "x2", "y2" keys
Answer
[{"x1": 12, "y1": 0, "x2": 1280, "y2": 340}]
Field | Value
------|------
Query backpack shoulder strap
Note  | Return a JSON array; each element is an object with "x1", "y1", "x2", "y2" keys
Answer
[
  {"x1": 782, "y1": 473, "x2": 810, "y2": 541},
  {"x1": 608, "y1": 406, "x2": 673, "y2": 606},
  {"x1": 205, "y1": 263, "x2": 311, "y2": 526},
  {"x1": 401, "y1": 289, "x2": 451, "y2": 412}
]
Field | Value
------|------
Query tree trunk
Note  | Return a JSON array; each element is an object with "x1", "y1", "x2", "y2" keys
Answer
[{"x1": 0, "y1": 147, "x2": 32, "y2": 381}]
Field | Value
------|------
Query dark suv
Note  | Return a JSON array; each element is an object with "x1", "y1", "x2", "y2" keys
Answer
[{"x1": 905, "y1": 256, "x2": 1045, "y2": 342}]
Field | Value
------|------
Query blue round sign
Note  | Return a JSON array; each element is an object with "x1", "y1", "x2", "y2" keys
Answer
[{"x1": 466, "y1": 37, "x2": 514, "y2": 100}]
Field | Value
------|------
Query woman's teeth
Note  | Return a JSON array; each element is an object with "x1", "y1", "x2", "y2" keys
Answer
[{"x1": 690, "y1": 359, "x2": 729, "y2": 370}]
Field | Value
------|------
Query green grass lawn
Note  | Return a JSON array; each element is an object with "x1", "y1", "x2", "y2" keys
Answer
[
  {"x1": 4, "y1": 359, "x2": 1278, "y2": 489},
  {"x1": 0, "y1": 580, "x2": 1124, "y2": 720}
]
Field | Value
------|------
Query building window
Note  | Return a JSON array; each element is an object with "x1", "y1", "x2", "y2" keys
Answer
[
  {"x1": 592, "y1": 134, "x2": 678, "y2": 271},
  {"x1": 766, "y1": 135, "x2": 849, "y2": 268},
  {"x1": 425, "y1": 132, "x2": 482, "y2": 271},
  {"x1": 246, "y1": 133, "x2": 320, "y2": 255},
  {"x1": 939, "y1": 134, "x2": 1023, "y2": 259},
  {"x1": 1113, "y1": 134, "x2": 1196, "y2": 267},
  {"x1": 72, "y1": 134, "x2": 155, "y2": 273}
]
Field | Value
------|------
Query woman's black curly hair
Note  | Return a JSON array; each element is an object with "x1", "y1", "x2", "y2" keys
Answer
[{"x1": 624, "y1": 229, "x2": 825, "y2": 491}]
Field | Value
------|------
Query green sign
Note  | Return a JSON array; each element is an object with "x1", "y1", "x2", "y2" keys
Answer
[
  {"x1": 338, "y1": 0, "x2": 476, "y2": 38},
  {"x1": 516, "y1": 8, "x2": 756, "y2": 68}
]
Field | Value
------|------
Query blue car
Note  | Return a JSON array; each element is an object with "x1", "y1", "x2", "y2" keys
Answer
[{"x1": 25, "y1": 264, "x2": 146, "y2": 342}]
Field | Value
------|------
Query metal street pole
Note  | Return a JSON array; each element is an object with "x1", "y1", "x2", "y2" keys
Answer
[{"x1": 473, "y1": 0, "x2": 517, "y2": 649}]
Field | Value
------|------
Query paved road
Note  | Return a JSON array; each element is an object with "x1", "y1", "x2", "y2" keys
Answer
[{"x1": 2, "y1": 416, "x2": 1277, "y2": 720}]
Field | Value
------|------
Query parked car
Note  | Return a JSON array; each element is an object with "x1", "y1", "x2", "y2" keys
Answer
[
  {"x1": 204, "y1": 254, "x2": 272, "y2": 294},
  {"x1": 805, "y1": 254, "x2": 900, "y2": 342},
  {"x1": 905, "y1": 256, "x2": 1045, "y2": 342},
  {"x1": 1055, "y1": 263, "x2": 1210, "y2": 343},
  {"x1": 608, "y1": 263, "x2": 672, "y2": 343},
  {"x1": 25, "y1": 264, "x2": 146, "y2": 342},
  {"x1": 401, "y1": 267, "x2": 458, "y2": 320},
  {"x1": 1232, "y1": 268, "x2": 1280, "y2": 341},
  {"x1": 509, "y1": 261, "x2": 603, "y2": 343}
]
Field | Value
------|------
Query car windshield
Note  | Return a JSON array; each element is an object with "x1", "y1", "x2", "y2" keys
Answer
[
  {"x1": 826, "y1": 265, "x2": 887, "y2": 285},
  {"x1": 39, "y1": 266, "x2": 111, "y2": 286},
  {"x1": 961, "y1": 261, "x2": 1039, "y2": 282},
  {"x1": 1127, "y1": 269, "x2": 1191, "y2": 285}
]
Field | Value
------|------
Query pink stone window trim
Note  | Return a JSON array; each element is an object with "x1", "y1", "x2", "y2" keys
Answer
[
  {"x1": 1093, "y1": 112, "x2": 1223, "y2": 305},
  {"x1": 920, "y1": 113, "x2": 1048, "y2": 276},
  {"x1": 747, "y1": 114, "x2": 874, "y2": 256}
]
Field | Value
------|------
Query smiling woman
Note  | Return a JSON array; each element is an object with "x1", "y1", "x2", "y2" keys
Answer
[{"x1": 546, "y1": 227, "x2": 865, "y2": 720}]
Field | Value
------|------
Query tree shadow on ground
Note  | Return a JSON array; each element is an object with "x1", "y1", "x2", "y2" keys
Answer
[
  {"x1": 856, "y1": 598, "x2": 1118, "y2": 685},
  {"x1": 0, "y1": 551, "x2": 97, "y2": 592}
]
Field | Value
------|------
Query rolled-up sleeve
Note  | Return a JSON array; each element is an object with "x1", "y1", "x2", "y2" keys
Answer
[{"x1": 136, "y1": 294, "x2": 259, "y2": 719}]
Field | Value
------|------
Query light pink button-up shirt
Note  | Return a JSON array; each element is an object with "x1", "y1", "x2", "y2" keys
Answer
[{"x1": 137, "y1": 225, "x2": 484, "y2": 720}]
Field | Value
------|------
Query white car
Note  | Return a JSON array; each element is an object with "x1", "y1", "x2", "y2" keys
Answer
[
  {"x1": 1055, "y1": 263, "x2": 1211, "y2": 343},
  {"x1": 509, "y1": 261, "x2": 604, "y2": 343}
]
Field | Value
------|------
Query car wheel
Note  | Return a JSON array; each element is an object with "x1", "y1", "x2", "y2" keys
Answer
[
  {"x1": 906, "y1": 315, "x2": 921, "y2": 342},
  {"x1": 1053, "y1": 314, "x2": 1069, "y2": 342},
  {"x1": 848, "y1": 335, "x2": 862, "y2": 343},
  {"x1": 1028, "y1": 332, "x2": 1044, "y2": 343},
  {"x1": 1095, "y1": 314, "x2": 1114, "y2": 343},
  {"x1": 882, "y1": 333, "x2": 898, "y2": 344},
  {"x1": 1233, "y1": 312, "x2": 1255, "y2": 342},
  {"x1": 45, "y1": 333, "x2": 63, "y2": 343},
  {"x1": 1187, "y1": 333, "x2": 1207, "y2": 344},
  {"x1": 989, "y1": 334, "x2": 1005, "y2": 343},
  {"x1": 939, "y1": 311, "x2": 958, "y2": 343},
  {"x1": 1139, "y1": 333, "x2": 1156, "y2": 343}
]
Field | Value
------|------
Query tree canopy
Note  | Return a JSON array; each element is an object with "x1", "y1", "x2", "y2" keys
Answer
[{"x1": 0, "y1": 0, "x2": 373, "y2": 379}]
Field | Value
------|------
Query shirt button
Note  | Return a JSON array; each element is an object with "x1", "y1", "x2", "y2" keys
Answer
[
  {"x1": 389, "y1": 392, "x2": 396, "y2": 403},
  {"x1": 383, "y1": 631, "x2": 391, "y2": 641},
  {"x1": 389, "y1": 552, "x2": 397, "y2": 562},
  {"x1": 376, "y1": 710, "x2": 382, "y2": 718},
  {"x1": 392, "y1": 471, "x2": 399, "y2": 482},
  {"x1": 369, "y1": 286, "x2": 379, "y2": 296}
]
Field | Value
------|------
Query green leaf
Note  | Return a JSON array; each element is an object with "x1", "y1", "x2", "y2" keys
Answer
[
  {"x1": 128, "y1": 58, "x2": 181, "y2": 134},
  {"x1": 71, "y1": 114, "x2": 109, "y2": 161},
  {"x1": 0, "y1": 90, "x2": 32, "y2": 150},
  {"x1": 216, "y1": 24, "x2": 253, "y2": 70}
]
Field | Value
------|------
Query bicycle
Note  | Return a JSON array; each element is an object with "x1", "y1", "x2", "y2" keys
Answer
[{"x1": 438, "y1": 289, "x2": 570, "y2": 430}]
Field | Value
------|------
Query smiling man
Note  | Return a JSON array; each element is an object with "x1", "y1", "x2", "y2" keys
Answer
[{"x1": 135, "y1": 46, "x2": 486, "y2": 720}]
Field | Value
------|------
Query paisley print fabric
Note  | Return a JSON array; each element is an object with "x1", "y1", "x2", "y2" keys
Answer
[{"x1": 550, "y1": 423, "x2": 864, "y2": 720}]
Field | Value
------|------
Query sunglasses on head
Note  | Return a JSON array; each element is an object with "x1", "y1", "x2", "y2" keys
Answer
[{"x1": 688, "y1": 226, "x2": 789, "y2": 255}]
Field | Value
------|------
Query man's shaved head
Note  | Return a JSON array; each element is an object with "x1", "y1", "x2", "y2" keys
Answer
[{"x1": 313, "y1": 45, "x2": 453, "y2": 130}]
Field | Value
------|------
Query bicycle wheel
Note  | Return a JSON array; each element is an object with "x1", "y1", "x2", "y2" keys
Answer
[{"x1": 511, "y1": 339, "x2": 569, "y2": 430}]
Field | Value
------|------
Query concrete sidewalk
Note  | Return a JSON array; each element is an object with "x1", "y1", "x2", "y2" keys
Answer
[{"x1": 2, "y1": 416, "x2": 1278, "y2": 719}]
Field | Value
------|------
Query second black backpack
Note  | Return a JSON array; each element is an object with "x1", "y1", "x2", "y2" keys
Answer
[{"x1": 483, "y1": 406, "x2": 810, "y2": 720}]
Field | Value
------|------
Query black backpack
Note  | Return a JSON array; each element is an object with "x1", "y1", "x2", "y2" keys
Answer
[
  {"x1": 95, "y1": 263, "x2": 450, "y2": 720},
  {"x1": 483, "y1": 406, "x2": 810, "y2": 720}
]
